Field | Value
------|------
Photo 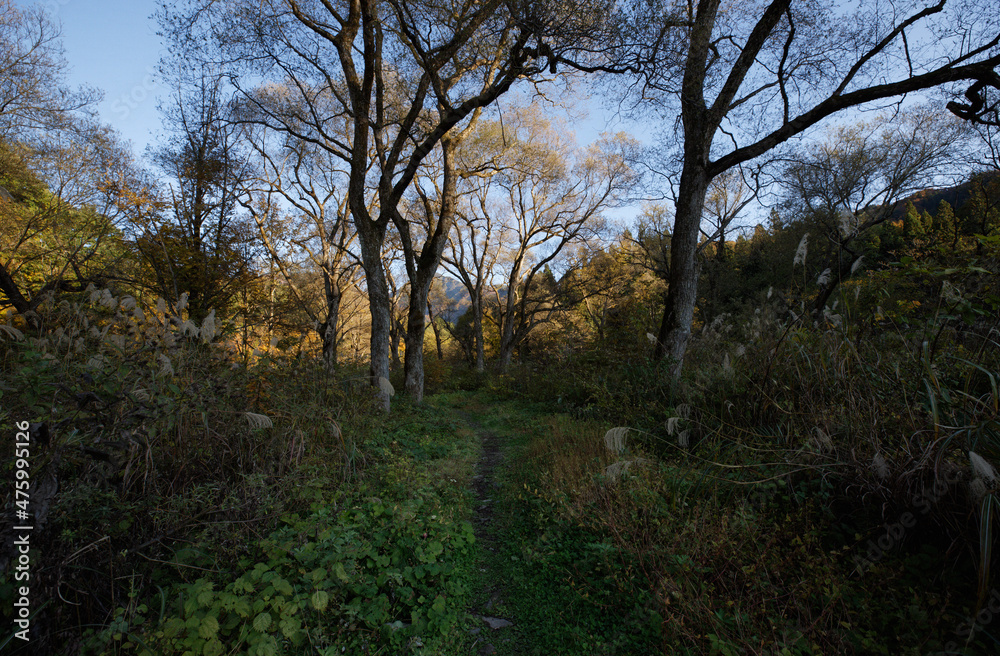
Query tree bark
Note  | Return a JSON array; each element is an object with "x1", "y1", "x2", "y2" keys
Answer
[
  {"x1": 661, "y1": 154, "x2": 711, "y2": 377},
  {"x1": 401, "y1": 137, "x2": 459, "y2": 403},
  {"x1": 357, "y1": 225, "x2": 392, "y2": 411},
  {"x1": 403, "y1": 272, "x2": 432, "y2": 403},
  {"x1": 497, "y1": 307, "x2": 516, "y2": 369},
  {"x1": 427, "y1": 298, "x2": 443, "y2": 360},
  {"x1": 472, "y1": 295, "x2": 485, "y2": 372},
  {"x1": 652, "y1": 291, "x2": 671, "y2": 361},
  {"x1": 320, "y1": 281, "x2": 341, "y2": 370},
  {"x1": 0, "y1": 261, "x2": 32, "y2": 316}
]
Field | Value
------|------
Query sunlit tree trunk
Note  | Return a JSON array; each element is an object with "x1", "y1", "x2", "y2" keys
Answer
[{"x1": 402, "y1": 138, "x2": 458, "y2": 403}]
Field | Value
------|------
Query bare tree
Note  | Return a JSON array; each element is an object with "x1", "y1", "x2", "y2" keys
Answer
[
  {"x1": 780, "y1": 107, "x2": 968, "y2": 312},
  {"x1": 161, "y1": 0, "x2": 619, "y2": 406},
  {"x1": 238, "y1": 99, "x2": 362, "y2": 368},
  {"x1": 602, "y1": 0, "x2": 1000, "y2": 377},
  {"x1": 451, "y1": 112, "x2": 637, "y2": 368},
  {"x1": 0, "y1": 1, "x2": 148, "y2": 322},
  {"x1": 0, "y1": 0, "x2": 100, "y2": 142},
  {"x1": 0, "y1": 124, "x2": 150, "y2": 321},
  {"x1": 443, "y1": 190, "x2": 505, "y2": 371},
  {"x1": 140, "y1": 69, "x2": 256, "y2": 322},
  {"x1": 442, "y1": 116, "x2": 523, "y2": 370}
]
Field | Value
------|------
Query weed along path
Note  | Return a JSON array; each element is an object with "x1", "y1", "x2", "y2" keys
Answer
[
  {"x1": 463, "y1": 410, "x2": 517, "y2": 655},
  {"x1": 92, "y1": 389, "x2": 656, "y2": 655},
  {"x1": 437, "y1": 391, "x2": 663, "y2": 656},
  {"x1": 76, "y1": 383, "x2": 1000, "y2": 656}
]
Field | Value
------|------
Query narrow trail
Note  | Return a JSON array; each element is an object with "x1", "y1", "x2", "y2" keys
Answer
[{"x1": 463, "y1": 413, "x2": 518, "y2": 655}]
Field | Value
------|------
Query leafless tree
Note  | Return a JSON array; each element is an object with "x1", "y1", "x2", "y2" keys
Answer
[
  {"x1": 0, "y1": 0, "x2": 100, "y2": 142},
  {"x1": 140, "y1": 69, "x2": 256, "y2": 322},
  {"x1": 160, "y1": 0, "x2": 621, "y2": 405},
  {"x1": 238, "y1": 95, "x2": 363, "y2": 368},
  {"x1": 445, "y1": 110, "x2": 638, "y2": 368},
  {"x1": 780, "y1": 107, "x2": 968, "y2": 311},
  {"x1": 598, "y1": 0, "x2": 1000, "y2": 377},
  {"x1": 0, "y1": 2, "x2": 148, "y2": 322}
]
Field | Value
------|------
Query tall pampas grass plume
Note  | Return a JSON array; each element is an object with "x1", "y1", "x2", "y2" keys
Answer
[
  {"x1": 201, "y1": 310, "x2": 217, "y2": 343},
  {"x1": 970, "y1": 451, "x2": 998, "y2": 484},
  {"x1": 872, "y1": 452, "x2": 889, "y2": 479},
  {"x1": 838, "y1": 210, "x2": 858, "y2": 237},
  {"x1": 793, "y1": 233, "x2": 810, "y2": 267},
  {"x1": 0, "y1": 324, "x2": 24, "y2": 341},
  {"x1": 244, "y1": 412, "x2": 273, "y2": 429},
  {"x1": 378, "y1": 377, "x2": 396, "y2": 398},
  {"x1": 816, "y1": 268, "x2": 832, "y2": 287},
  {"x1": 604, "y1": 427, "x2": 628, "y2": 456},
  {"x1": 157, "y1": 353, "x2": 174, "y2": 377},
  {"x1": 970, "y1": 477, "x2": 988, "y2": 500},
  {"x1": 604, "y1": 460, "x2": 631, "y2": 482},
  {"x1": 814, "y1": 427, "x2": 833, "y2": 451},
  {"x1": 180, "y1": 320, "x2": 199, "y2": 338}
]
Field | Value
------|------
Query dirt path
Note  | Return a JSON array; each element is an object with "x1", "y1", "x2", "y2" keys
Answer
[{"x1": 464, "y1": 414, "x2": 518, "y2": 655}]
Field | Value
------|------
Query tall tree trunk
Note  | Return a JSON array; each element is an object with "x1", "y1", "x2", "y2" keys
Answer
[
  {"x1": 403, "y1": 272, "x2": 432, "y2": 403},
  {"x1": 357, "y1": 228, "x2": 392, "y2": 411},
  {"x1": 497, "y1": 308, "x2": 516, "y2": 369},
  {"x1": 0, "y1": 261, "x2": 31, "y2": 315},
  {"x1": 472, "y1": 294, "x2": 485, "y2": 372},
  {"x1": 427, "y1": 298, "x2": 443, "y2": 360},
  {"x1": 652, "y1": 291, "x2": 671, "y2": 362},
  {"x1": 660, "y1": 164, "x2": 710, "y2": 378},
  {"x1": 496, "y1": 258, "x2": 523, "y2": 370},
  {"x1": 402, "y1": 138, "x2": 458, "y2": 403},
  {"x1": 0, "y1": 261, "x2": 43, "y2": 331},
  {"x1": 390, "y1": 318, "x2": 402, "y2": 370},
  {"x1": 320, "y1": 281, "x2": 341, "y2": 370},
  {"x1": 656, "y1": 0, "x2": 719, "y2": 377}
]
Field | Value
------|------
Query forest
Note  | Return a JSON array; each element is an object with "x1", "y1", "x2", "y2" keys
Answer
[{"x1": 1, "y1": 0, "x2": 999, "y2": 653}]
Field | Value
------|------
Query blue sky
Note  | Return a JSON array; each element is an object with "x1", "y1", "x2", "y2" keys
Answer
[
  {"x1": 25, "y1": 0, "x2": 166, "y2": 155},
  {"x1": 31, "y1": 0, "x2": 633, "y2": 156}
]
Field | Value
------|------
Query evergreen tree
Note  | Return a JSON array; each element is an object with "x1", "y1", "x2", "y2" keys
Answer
[
  {"x1": 933, "y1": 200, "x2": 958, "y2": 250},
  {"x1": 903, "y1": 202, "x2": 930, "y2": 241}
]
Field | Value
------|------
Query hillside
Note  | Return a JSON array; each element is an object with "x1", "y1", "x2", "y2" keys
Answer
[{"x1": 894, "y1": 170, "x2": 999, "y2": 216}]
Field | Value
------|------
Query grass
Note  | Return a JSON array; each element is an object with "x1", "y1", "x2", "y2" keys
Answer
[
  {"x1": 0, "y1": 290, "x2": 485, "y2": 655},
  {"x1": 79, "y1": 395, "x2": 485, "y2": 656},
  {"x1": 448, "y1": 393, "x2": 664, "y2": 655},
  {"x1": 440, "y1": 374, "x2": 995, "y2": 654},
  {"x1": 3, "y1": 277, "x2": 999, "y2": 655}
]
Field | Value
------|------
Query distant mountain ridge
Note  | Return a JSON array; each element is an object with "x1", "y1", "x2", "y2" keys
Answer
[
  {"x1": 433, "y1": 276, "x2": 471, "y2": 323},
  {"x1": 894, "y1": 171, "x2": 999, "y2": 217}
]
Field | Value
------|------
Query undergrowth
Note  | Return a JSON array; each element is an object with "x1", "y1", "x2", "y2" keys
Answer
[
  {"x1": 0, "y1": 290, "x2": 478, "y2": 654},
  {"x1": 474, "y1": 252, "x2": 999, "y2": 653}
]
